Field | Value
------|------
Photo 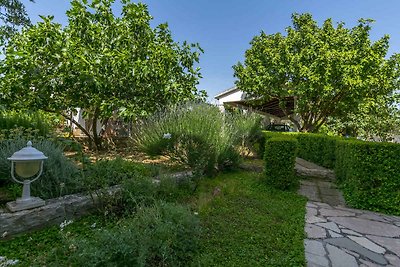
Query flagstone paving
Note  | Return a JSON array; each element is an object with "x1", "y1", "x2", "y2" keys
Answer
[
  {"x1": 304, "y1": 202, "x2": 400, "y2": 267},
  {"x1": 298, "y1": 158, "x2": 400, "y2": 267}
]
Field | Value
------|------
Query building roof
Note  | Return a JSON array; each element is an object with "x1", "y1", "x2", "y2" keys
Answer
[
  {"x1": 223, "y1": 97, "x2": 295, "y2": 118},
  {"x1": 215, "y1": 86, "x2": 295, "y2": 118},
  {"x1": 214, "y1": 86, "x2": 240, "y2": 100}
]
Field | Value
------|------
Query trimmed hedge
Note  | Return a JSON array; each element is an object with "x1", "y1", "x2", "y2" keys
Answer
[
  {"x1": 335, "y1": 140, "x2": 400, "y2": 215},
  {"x1": 260, "y1": 131, "x2": 344, "y2": 169},
  {"x1": 264, "y1": 137, "x2": 298, "y2": 190},
  {"x1": 296, "y1": 134, "x2": 340, "y2": 169},
  {"x1": 258, "y1": 131, "x2": 293, "y2": 158},
  {"x1": 261, "y1": 131, "x2": 400, "y2": 214}
]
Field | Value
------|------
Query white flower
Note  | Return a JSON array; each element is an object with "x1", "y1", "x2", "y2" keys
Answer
[
  {"x1": 5, "y1": 259, "x2": 19, "y2": 266},
  {"x1": 60, "y1": 219, "x2": 73, "y2": 230},
  {"x1": 69, "y1": 244, "x2": 77, "y2": 251},
  {"x1": 91, "y1": 222, "x2": 97, "y2": 228},
  {"x1": 194, "y1": 212, "x2": 199, "y2": 215},
  {"x1": 163, "y1": 133, "x2": 171, "y2": 139},
  {"x1": 1, "y1": 232, "x2": 8, "y2": 238},
  {"x1": 0, "y1": 257, "x2": 19, "y2": 266}
]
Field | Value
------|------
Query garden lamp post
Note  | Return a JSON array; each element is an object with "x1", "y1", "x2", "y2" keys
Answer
[{"x1": 6, "y1": 141, "x2": 48, "y2": 212}]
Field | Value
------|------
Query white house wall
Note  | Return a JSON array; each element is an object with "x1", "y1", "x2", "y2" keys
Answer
[
  {"x1": 217, "y1": 90, "x2": 244, "y2": 111},
  {"x1": 68, "y1": 108, "x2": 102, "y2": 136}
]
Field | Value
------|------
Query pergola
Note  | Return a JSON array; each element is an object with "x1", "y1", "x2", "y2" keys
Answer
[{"x1": 222, "y1": 96, "x2": 295, "y2": 119}]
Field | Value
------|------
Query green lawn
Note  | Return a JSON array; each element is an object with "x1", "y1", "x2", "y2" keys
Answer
[
  {"x1": 194, "y1": 171, "x2": 307, "y2": 266},
  {"x1": 0, "y1": 170, "x2": 307, "y2": 266},
  {"x1": 0, "y1": 215, "x2": 108, "y2": 266}
]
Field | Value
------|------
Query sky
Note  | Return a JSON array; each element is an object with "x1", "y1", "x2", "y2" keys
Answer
[{"x1": 24, "y1": 0, "x2": 400, "y2": 103}]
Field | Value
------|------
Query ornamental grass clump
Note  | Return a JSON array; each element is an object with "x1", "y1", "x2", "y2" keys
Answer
[
  {"x1": 133, "y1": 102, "x2": 240, "y2": 176},
  {"x1": 231, "y1": 112, "x2": 263, "y2": 156}
]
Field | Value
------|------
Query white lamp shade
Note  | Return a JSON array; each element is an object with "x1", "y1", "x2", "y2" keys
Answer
[
  {"x1": 7, "y1": 141, "x2": 47, "y2": 179},
  {"x1": 8, "y1": 141, "x2": 48, "y2": 162},
  {"x1": 15, "y1": 161, "x2": 41, "y2": 178}
]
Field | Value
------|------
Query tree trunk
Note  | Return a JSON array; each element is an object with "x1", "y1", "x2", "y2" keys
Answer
[
  {"x1": 91, "y1": 107, "x2": 102, "y2": 151},
  {"x1": 59, "y1": 110, "x2": 103, "y2": 151},
  {"x1": 60, "y1": 111, "x2": 95, "y2": 145}
]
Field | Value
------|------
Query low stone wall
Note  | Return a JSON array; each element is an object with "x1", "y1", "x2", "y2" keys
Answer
[
  {"x1": 0, "y1": 171, "x2": 194, "y2": 238},
  {"x1": 0, "y1": 193, "x2": 95, "y2": 238},
  {"x1": 0, "y1": 186, "x2": 120, "y2": 238}
]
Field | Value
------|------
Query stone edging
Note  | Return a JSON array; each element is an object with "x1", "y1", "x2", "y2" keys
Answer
[
  {"x1": 0, "y1": 170, "x2": 193, "y2": 238},
  {"x1": 0, "y1": 186, "x2": 120, "y2": 238}
]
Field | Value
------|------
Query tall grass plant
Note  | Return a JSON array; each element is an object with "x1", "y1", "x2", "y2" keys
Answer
[
  {"x1": 231, "y1": 111, "x2": 263, "y2": 156},
  {"x1": 133, "y1": 102, "x2": 241, "y2": 176}
]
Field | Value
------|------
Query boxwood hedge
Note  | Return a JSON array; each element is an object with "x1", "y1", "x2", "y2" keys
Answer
[
  {"x1": 335, "y1": 140, "x2": 400, "y2": 215},
  {"x1": 261, "y1": 131, "x2": 400, "y2": 214},
  {"x1": 260, "y1": 131, "x2": 340, "y2": 169},
  {"x1": 264, "y1": 137, "x2": 298, "y2": 190}
]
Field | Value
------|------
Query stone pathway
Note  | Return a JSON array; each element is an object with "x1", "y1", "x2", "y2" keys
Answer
[
  {"x1": 305, "y1": 202, "x2": 400, "y2": 267},
  {"x1": 298, "y1": 178, "x2": 345, "y2": 207},
  {"x1": 297, "y1": 157, "x2": 345, "y2": 207},
  {"x1": 298, "y1": 158, "x2": 400, "y2": 267},
  {"x1": 296, "y1": 158, "x2": 335, "y2": 180}
]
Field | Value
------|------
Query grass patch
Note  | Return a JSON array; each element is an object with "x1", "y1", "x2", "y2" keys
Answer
[
  {"x1": 0, "y1": 170, "x2": 307, "y2": 266},
  {"x1": 0, "y1": 215, "x2": 107, "y2": 266},
  {"x1": 194, "y1": 171, "x2": 307, "y2": 266}
]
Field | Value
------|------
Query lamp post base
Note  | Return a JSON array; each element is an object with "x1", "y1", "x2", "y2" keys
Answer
[{"x1": 6, "y1": 197, "x2": 45, "y2": 212}]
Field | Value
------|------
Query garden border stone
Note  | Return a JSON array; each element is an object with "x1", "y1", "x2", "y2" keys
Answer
[
  {"x1": 0, "y1": 185, "x2": 121, "y2": 238},
  {"x1": 0, "y1": 170, "x2": 193, "y2": 238}
]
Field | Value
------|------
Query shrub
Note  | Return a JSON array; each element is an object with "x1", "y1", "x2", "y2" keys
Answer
[
  {"x1": 0, "y1": 110, "x2": 57, "y2": 138},
  {"x1": 335, "y1": 140, "x2": 400, "y2": 215},
  {"x1": 264, "y1": 137, "x2": 298, "y2": 190},
  {"x1": 69, "y1": 201, "x2": 201, "y2": 267},
  {"x1": 231, "y1": 112, "x2": 263, "y2": 156},
  {"x1": 80, "y1": 158, "x2": 159, "y2": 218},
  {"x1": 133, "y1": 102, "x2": 241, "y2": 176},
  {"x1": 82, "y1": 159, "x2": 195, "y2": 218},
  {"x1": 156, "y1": 175, "x2": 196, "y2": 203},
  {"x1": 296, "y1": 133, "x2": 339, "y2": 169},
  {"x1": 258, "y1": 131, "x2": 292, "y2": 158},
  {"x1": 95, "y1": 173, "x2": 159, "y2": 218},
  {"x1": 261, "y1": 131, "x2": 345, "y2": 169},
  {"x1": 261, "y1": 130, "x2": 400, "y2": 214},
  {"x1": 82, "y1": 157, "x2": 157, "y2": 190},
  {"x1": 0, "y1": 138, "x2": 79, "y2": 199}
]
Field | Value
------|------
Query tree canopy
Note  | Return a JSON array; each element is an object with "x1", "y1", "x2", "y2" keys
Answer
[
  {"x1": 233, "y1": 13, "x2": 399, "y2": 132},
  {"x1": 0, "y1": 0, "x2": 205, "y2": 148},
  {"x1": 324, "y1": 93, "x2": 400, "y2": 141},
  {"x1": 0, "y1": 0, "x2": 33, "y2": 46}
]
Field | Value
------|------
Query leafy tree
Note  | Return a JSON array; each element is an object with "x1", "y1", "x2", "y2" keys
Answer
[
  {"x1": 324, "y1": 93, "x2": 400, "y2": 141},
  {"x1": 233, "y1": 13, "x2": 399, "y2": 132},
  {"x1": 0, "y1": 0, "x2": 33, "y2": 46},
  {"x1": 0, "y1": 0, "x2": 205, "y2": 149}
]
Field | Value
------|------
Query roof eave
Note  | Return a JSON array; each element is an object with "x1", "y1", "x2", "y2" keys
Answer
[{"x1": 214, "y1": 86, "x2": 240, "y2": 100}]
